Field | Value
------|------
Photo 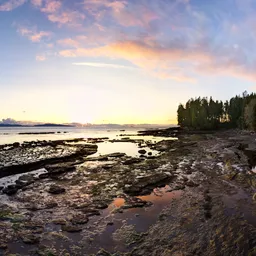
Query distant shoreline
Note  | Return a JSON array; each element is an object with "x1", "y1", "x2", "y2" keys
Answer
[
  {"x1": 0, "y1": 124, "x2": 74, "y2": 127},
  {"x1": 0, "y1": 124, "x2": 175, "y2": 129}
]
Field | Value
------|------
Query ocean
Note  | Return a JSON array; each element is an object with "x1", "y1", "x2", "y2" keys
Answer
[
  {"x1": 0, "y1": 127, "x2": 140, "y2": 145},
  {"x1": 0, "y1": 126, "x2": 173, "y2": 157}
]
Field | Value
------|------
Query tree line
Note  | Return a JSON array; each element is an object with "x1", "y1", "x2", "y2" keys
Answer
[{"x1": 177, "y1": 91, "x2": 256, "y2": 131}]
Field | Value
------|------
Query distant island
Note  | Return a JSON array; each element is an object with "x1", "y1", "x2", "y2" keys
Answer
[
  {"x1": 34, "y1": 123, "x2": 74, "y2": 127},
  {"x1": 0, "y1": 123, "x2": 73, "y2": 127},
  {"x1": 0, "y1": 124, "x2": 23, "y2": 127}
]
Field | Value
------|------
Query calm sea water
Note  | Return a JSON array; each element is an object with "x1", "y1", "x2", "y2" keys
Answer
[
  {"x1": 0, "y1": 126, "x2": 177, "y2": 157},
  {"x1": 0, "y1": 127, "x2": 141, "y2": 145}
]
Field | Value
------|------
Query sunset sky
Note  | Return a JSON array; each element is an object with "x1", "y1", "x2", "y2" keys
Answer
[{"x1": 1, "y1": 0, "x2": 256, "y2": 124}]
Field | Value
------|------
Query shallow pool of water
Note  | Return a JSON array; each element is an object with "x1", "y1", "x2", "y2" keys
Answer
[
  {"x1": 82, "y1": 186, "x2": 183, "y2": 254},
  {"x1": 92, "y1": 141, "x2": 160, "y2": 158},
  {"x1": 0, "y1": 168, "x2": 47, "y2": 188}
]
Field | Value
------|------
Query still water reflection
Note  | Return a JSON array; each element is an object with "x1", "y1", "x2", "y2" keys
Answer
[{"x1": 85, "y1": 186, "x2": 183, "y2": 254}]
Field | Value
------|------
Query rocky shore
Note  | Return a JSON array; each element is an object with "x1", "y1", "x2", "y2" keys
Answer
[{"x1": 0, "y1": 130, "x2": 256, "y2": 255}]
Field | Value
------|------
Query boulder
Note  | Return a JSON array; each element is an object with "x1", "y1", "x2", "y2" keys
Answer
[
  {"x1": 16, "y1": 174, "x2": 35, "y2": 187},
  {"x1": 48, "y1": 185, "x2": 66, "y2": 194},
  {"x1": 61, "y1": 224, "x2": 83, "y2": 233},
  {"x1": 3, "y1": 185, "x2": 18, "y2": 195},
  {"x1": 13, "y1": 142, "x2": 20, "y2": 148}
]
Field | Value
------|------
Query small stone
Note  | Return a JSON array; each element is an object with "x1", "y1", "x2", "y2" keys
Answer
[
  {"x1": 138, "y1": 149, "x2": 147, "y2": 155},
  {"x1": 38, "y1": 173, "x2": 49, "y2": 179}
]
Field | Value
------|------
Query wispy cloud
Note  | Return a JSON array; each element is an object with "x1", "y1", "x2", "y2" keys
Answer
[
  {"x1": 5, "y1": 0, "x2": 256, "y2": 83},
  {"x1": 30, "y1": 0, "x2": 85, "y2": 26},
  {"x1": 47, "y1": 11, "x2": 85, "y2": 26},
  {"x1": 59, "y1": 39, "x2": 256, "y2": 82},
  {"x1": 0, "y1": 0, "x2": 26, "y2": 11},
  {"x1": 57, "y1": 37, "x2": 85, "y2": 48},
  {"x1": 84, "y1": 0, "x2": 158, "y2": 27},
  {"x1": 17, "y1": 26, "x2": 51, "y2": 42},
  {"x1": 72, "y1": 62, "x2": 136, "y2": 69}
]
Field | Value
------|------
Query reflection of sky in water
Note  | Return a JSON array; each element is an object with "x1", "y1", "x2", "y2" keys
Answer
[
  {"x1": 86, "y1": 186, "x2": 183, "y2": 254},
  {"x1": 92, "y1": 141, "x2": 160, "y2": 157}
]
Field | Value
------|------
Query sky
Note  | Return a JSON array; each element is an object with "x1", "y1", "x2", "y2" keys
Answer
[{"x1": 0, "y1": 0, "x2": 256, "y2": 124}]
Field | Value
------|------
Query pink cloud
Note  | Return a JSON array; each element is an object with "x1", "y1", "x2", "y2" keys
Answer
[
  {"x1": 30, "y1": 0, "x2": 85, "y2": 27},
  {"x1": 105, "y1": 0, "x2": 127, "y2": 12},
  {"x1": 0, "y1": 0, "x2": 26, "y2": 11},
  {"x1": 85, "y1": 0, "x2": 126, "y2": 11},
  {"x1": 47, "y1": 11, "x2": 85, "y2": 25},
  {"x1": 115, "y1": 9, "x2": 158, "y2": 27},
  {"x1": 41, "y1": 0, "x2": 61, "y2": 13},
  {"x1": 17, "y1": 26, "x2": 51, "y2": 42},
  {"x1": 84, "y1": 0, "x2": 158, "y2": 27}
]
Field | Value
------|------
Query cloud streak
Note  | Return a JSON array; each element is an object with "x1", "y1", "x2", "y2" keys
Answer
[{"x1": 72, "y1": 62, "x2": 136, "y2": 69}]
